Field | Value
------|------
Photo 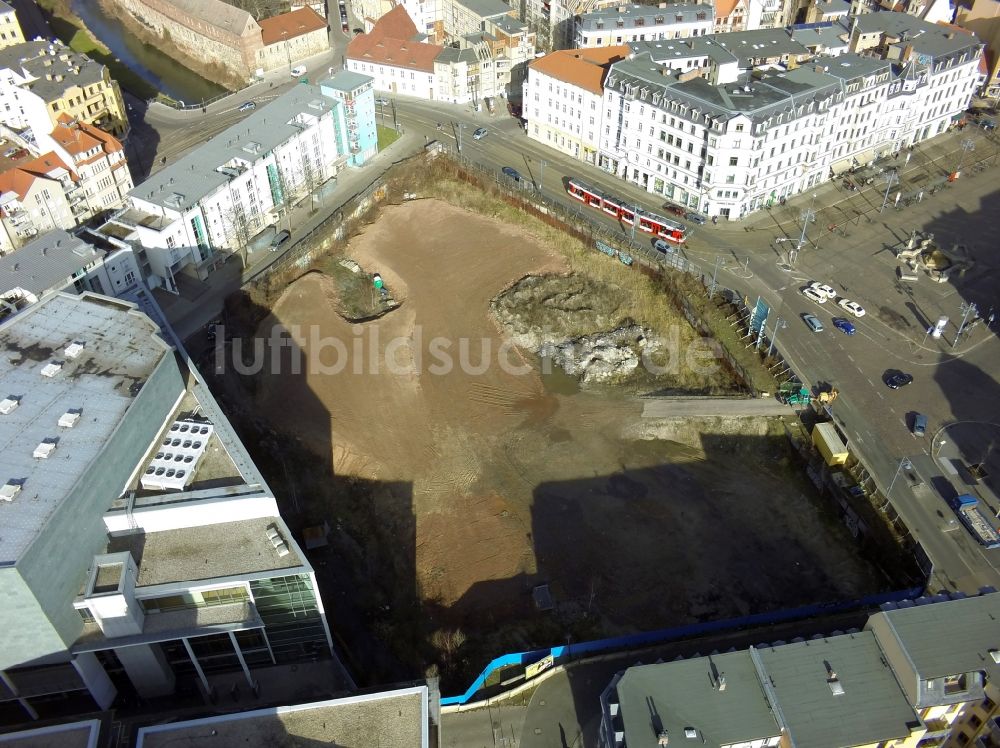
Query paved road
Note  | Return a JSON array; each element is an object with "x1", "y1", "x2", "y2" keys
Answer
[{"x1": 641, "y1": 397, "x2": 792, "y2": 417}]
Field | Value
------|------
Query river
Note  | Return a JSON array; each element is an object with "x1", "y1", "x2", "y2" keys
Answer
[{"x1": 71, "y1": 0, "x2": 225, "y2": 103}]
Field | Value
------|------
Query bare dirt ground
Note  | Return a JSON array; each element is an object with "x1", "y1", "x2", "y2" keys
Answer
[{"x1": 251, "y1": 199, "x2": 885, "y2": 664}]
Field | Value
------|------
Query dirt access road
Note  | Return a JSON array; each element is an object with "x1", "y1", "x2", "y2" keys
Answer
[{"x1": 254, "y1": 199, "x2": 883, "y2": 635}]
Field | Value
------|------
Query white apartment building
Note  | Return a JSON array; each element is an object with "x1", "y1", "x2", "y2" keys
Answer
[
  {"x1": 593, "y1": 12, "x2": 982, "y2": 219},
  {"x1": 0, "y1": 229, "x2": 142, "y2": 313},
  {"x1": 575, "y1": 4, "x2": 715, "y2": 48},
  {"x1": 524, "y1": 46, "x2": 631, "y2": 163},
  {"x1": 98, "y1": 76, "x2": 375, "y2": 292}
]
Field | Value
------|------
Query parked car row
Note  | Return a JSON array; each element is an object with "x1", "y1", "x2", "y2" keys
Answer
[{"x1": 799, "y1": 281, "x2": 866, "y2": 318}]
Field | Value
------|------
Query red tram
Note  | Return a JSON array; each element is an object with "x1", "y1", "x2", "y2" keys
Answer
[{"x1": 566, "y1": 178, "x2": 687, "y2": 244}]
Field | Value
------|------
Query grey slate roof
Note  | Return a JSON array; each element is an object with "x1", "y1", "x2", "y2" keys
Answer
[
  {"x1": 629, "y1": 36, "x2": 739, "y2": 66},
  {"x1": 616, "y1": 653, "x2": 782, "y2": 748},
  {"x1": 814, "y1": 51, "x2": 894, "y2": 81},
  {"x1": 0, "y1": 41, "x2": 106, "y2": 102},
  {"x1": 0, "y1": 229, "x2": 99, "y2": 297},
  {"x1": 710, "y1": 27, "x2": 810, "y2": 66},
  {"x1": 755, "y1": 633, "x2": 922, "y2": 748},
  {"x1": 791, "y1": 21, "x2": 851, "y2": 50},
  {"x1": 453, "y1": 0, "x2": 512, "y2": 19},
  {"x1": 578, "y1": 3, "x2": 714, "y2": 31},
  {"x1": 852, "y1": 11, "x2": 981, "y2": 58},
  {"x1": 872, "y1": 594, "x2": 1000, "y2": 682},
  {"x1": 129, "y1": 85, "x2": 336, "y2": 213},
  {"x1": 491, "y1": 15, "x2": 529, "y2": 35}
]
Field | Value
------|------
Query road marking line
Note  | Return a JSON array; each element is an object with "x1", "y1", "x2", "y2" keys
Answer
[
  {"x1": 847, "y1": 354, "x2": 854, "y2": 361},
  {"x1": 877, "y1": 391, "x2": 885, "y2": 400}
]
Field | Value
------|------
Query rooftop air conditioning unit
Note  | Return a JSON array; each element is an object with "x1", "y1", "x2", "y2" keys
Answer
[
  {"x1": 0, "y1": 396, "x2": 19, "y2": 414},
  {"x1": 0, "y1": 481, "x2": 21, "y2": 502},
  {"x1": 33, "y1": 440, "x2": 56, "y2": 459},
  {"x1": 40, "y1": 362, "x2": 63, "y2": 377},
  {"x1": 64, "y1": 342, "x2": 84, "y2": 358},
  {"x1": 58, "y1": 410, "x2": 81, "y2": 428}
]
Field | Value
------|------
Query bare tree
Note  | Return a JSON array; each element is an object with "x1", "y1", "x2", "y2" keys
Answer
[{"x1": 220, "y1": 199, "x2": 254, "y2": 268}]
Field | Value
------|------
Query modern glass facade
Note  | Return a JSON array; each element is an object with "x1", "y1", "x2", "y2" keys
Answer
[{"x1": 250, "y1": 574, "x2": 328, "y2": 662}]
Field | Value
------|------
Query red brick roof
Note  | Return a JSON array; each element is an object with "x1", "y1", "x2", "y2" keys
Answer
[
  {"x1": 528, "y1": 46, "x2": 631, "y2": 95},
  {"x1": 346, "y1": 5, "x2": 443, "y2": 73},
  {"x1": 0, "y1": 152, "x2": 75, "y2": 200},
  {"x1": 52, "y1": 115, "x2": 123, "y2": 159},
  {"x1": 260, "y1": 6, "x2": 327, "y2": 45}
]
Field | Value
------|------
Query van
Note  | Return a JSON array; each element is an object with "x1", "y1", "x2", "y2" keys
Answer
[
  {"x1": 270, "y1": 230, "x2": 291, "y2": 250},
  {"x1": 290, "y1": 65, "x2": 307, "y2": 77},
  {"x1": 653, "y1": 239, "x2": 674, "y2": 254},
  {"x1": 912, "y1": 413, "x2": 927, "y2": 437}
]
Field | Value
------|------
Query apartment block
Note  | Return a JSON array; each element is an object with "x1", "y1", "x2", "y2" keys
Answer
[
  {"x1": 347, "y1": 4, "x2": 535, "y2": 102},
  {"x1": 96, "y1": 74, "x2": 375, "y2": 291},
  {"x1": 0, "y1": 40, "x2": 128, "y2": 137},
  {"x1": 524, "y1": 46, "x2": 631, "y2": 162},
  {"x1": 0, "y1": 1, "x2": 25, "y2": 50},
  {"x1": 0, "y1": 229, "x2": 142, "y2": 315},
  {"x1": 589, "y1": 12, "x2": 981, "y2": 219},
  {"x1": 600, "y1": 591, "x2": 1000, "y2": 748},
  {"x1": 575, "y1": 4, "x2": 715, "y2": 49},
  {"x1": 0, "y1": 291, "x2": 340, "y2": 724}
]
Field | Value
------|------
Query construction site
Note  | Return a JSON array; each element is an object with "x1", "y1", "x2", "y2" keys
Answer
[{"x1": 207, "y1": 177, "x2": 904, "y2": 688}]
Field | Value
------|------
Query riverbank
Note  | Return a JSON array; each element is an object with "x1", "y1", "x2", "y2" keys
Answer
[
  {"x1": 34, "y1": 0, "x2": 158, "y2": 99},
  {"x1": 94, "y1": 0, "x2": 240, "y2": 92}
]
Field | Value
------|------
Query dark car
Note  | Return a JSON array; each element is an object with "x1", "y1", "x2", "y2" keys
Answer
[
  {"x1": 501, "y1": 166, "x2": 522, "y2": 182},
  {"x1": 884, "y1": 371, "x2": 913, "y2": 389},
  {"x1": 684, "y1": 211, "x2": 707, "y2": 225},
  {"x1": 238, "y1": 101, "x2": 256, "y2": 112},
  {"x1": 832, "y1": 317, "x2": 856, "y2": 335},
  {"x1": 663, "y1": 203, "x2": 686, "y2": 217}
]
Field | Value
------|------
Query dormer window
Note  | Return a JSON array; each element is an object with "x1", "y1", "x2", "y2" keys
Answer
[{"x1": 943, "y1": 674, "x2": 968, "y2": 695}]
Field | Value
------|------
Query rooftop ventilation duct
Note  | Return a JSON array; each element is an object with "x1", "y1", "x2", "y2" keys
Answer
[
  {"x1": 0, "y1": 481, "x2": 22, "y2": 502},
  {"x1": 33, "y1": 439, "x2": 57, "y2": 459},
  {"x1": 0, "y1": 396, "x2": 20, "y2": 414},
  {"x1": 64, "y1": 342, "x2": 84, "y2": 359},
  {"x1": 58, "y1": 409, "x2": 81, "y2": 428},
  {"x1": 40, "y1": 362, "x2": 63, "y2": 377}
]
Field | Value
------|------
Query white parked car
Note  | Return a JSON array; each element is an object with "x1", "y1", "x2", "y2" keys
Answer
[
  {"x1": 809, "y1": 282, "x2": 837, "y2": 299},
  {"x1": 800, "y1": 287, "x2": 827, "y2": 304},
  {"x1": 837, "y1": 299, "x2": 866, "y2": 317}
]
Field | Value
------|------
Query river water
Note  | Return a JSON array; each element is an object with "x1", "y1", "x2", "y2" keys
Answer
[{"x1": 71, "y1": 0, "x2": 225, "y2": 103}]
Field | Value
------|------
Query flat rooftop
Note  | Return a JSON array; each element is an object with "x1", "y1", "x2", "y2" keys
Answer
[
  {"x1": 106, "y1": 517, "x2": 304, "y2": 587},
  {"x1": 136, "y1": 686, "x2": 429, "y2": 748},
  {"x1": 756, "y1": 632, "x2": 922, "y2": 747},
  {"x1": 0, "y1": 293, "x2": 171, "y2": 565},
  {"x1": 0, "y1": 718, "x2": 100, "y2": 748},
  {"x1": 872, "y1": 593, "x2": 1000, "y2": 681},
  {"x1": 617, "y1": 652, "x2": 781, "y2": 748}
]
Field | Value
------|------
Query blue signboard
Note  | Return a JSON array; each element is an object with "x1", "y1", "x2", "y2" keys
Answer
[{"x1": 749, "y1": 297, "x2": 770, "y2": 334}]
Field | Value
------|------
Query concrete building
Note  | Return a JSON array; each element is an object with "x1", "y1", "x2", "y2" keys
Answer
[
  {"x1": 524, "y1": 46, "x2": 631, "y2": 162},
  {"x1": 525, "y1": 0, "x2": 590, "y2": 50},
  {"x1": 600, "y1": 591, "x2": 1000, "y2": 748},
  {"x1": 600, "y1": 630, "x2": 924, "y2": 748},
  {"x1": 955, "y1": 0, "x2": 1000, "y2": 102},
  {"x1": 0, "y1": 1, "x2": 25, "y2": 51},
  {"x1": 0, "y1": 290, "x2": 339, "y2": 723},
  {"x1": 320, "y1": 70, "x2": 380, "y2": 167},
  {"x1": 347, "y1": 5, "x2": 534, "y2": 102},
  {"x1": 0, "y1": 229, "x2": 142, "y2": 313},
  {"x1": 587, "y1": 12, "x2": 981, "y2": 219},
  {"x1": 135, "y1": 686, "x2": 432, "y2": 747},
  {"x1": 0, "y1": 119, "x2": 133, "y2": 254},
  {"x1": 257, "y1": 6, "x2": 331, "y2": 74},
  {"x1": 0, "y1": 40, "x2": 128, "y2": 137},
  {"x1": 96, "y1": 75, "x2": 374, "y2": 291},
  {"x1": 575, "y1": 4, "x2": 715, "y2": 49},
  {"x1": 867, "y1": 594, "x2": 1000, "y2": 748}
]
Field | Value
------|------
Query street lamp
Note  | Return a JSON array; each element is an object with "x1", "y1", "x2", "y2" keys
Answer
[
  {"x1": 797, "y1": 194, "x2": 817, "y2": 252},
  {"x1": 879, "y1": 169, "x2": 899, "y2": 213},
  {"x1": 954, "y1": 138, "x2": 975, "y2": 177},
  {"x1": 887, "y1": 457, "x2": 913, "y2": 496},
  {"x1": 766, "y1": 317, "x2": 786, "y2": 358}
]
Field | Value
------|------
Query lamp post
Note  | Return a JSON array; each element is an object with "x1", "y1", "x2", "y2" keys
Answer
[
  {"x1": 879, "y1": 169, "x2": 898, "y2": 213},
  {"x1": 955, "y1": 138, "x2": 975, "y2": 177},
  {"x1": 797, "y1": 194, "x2": 816, "y2": 252},
  {"x1": 766, "y1": 317, "x2": 786, "y2": 358},
  {"x1": 887, "y1": 457, "x2": 913, "y2": 496},
  {"x1": 953, "y1": 301, "x2": 978, "y2": 347}
]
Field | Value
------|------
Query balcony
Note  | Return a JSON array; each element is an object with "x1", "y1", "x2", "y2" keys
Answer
[{"x1": 921, "y1": 718, "x2": 951, "y2": 740}]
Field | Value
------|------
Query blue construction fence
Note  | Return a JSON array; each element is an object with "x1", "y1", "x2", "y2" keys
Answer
[{"x1": 440, "y1": 586, "x2": 924, "y2": 706}]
